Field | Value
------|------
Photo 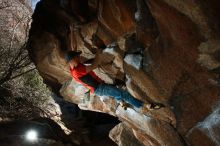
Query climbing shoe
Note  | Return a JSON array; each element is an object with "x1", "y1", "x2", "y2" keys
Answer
[
  {"x1": 120, "y1": 101, "x2": 130, "y2": 110},
  {"x1": 145, "y1": 102, "x2": 164, "y2": 110}
]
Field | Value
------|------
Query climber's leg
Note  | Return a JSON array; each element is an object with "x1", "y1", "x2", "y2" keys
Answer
[{"x1": 94, "y1": 84, "x2": 143, "y2": 108}]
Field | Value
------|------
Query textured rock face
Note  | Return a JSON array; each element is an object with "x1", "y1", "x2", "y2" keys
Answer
[
  {"x1": 28, "y1": 0, "x2": 220, "y2": 145},
  {"x1": 109, "y1": 123, "x2": 144, "y2": 146},
  {"x1": 0, "y1": 0, "x2": 32, "y2": 48}
]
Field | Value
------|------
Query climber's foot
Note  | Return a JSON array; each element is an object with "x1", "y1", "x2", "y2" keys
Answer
[
  {"x1": 145, "y1": 103, "x2": 164, "y2": 110},
  {"x1": 120, "y1": 101, "x2": 130, "y2": 110}
]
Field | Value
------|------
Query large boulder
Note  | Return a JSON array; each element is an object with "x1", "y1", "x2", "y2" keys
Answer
[{"x1": 28, "y1": 0, "x2": 220, "y2": 145}]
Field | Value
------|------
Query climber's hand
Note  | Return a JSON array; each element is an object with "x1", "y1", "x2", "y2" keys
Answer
[
  {"x1": 85, "y1": 50, "x2": 102, "y2": 72},
  {"x1": 92, "y1": 35, "x2": 106, "y2": 49}
]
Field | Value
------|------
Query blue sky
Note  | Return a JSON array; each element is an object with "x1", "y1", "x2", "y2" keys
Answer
[{"x1": 31, "y1": 0, "x2": 40, "y2": 10}]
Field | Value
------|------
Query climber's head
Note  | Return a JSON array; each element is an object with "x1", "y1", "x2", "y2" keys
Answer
[{"x1": 65, "y1": 51, "x2": 81, "y2": 68}]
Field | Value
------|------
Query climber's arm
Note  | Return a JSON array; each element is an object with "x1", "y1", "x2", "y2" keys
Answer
[
  {"x1": 67, "y1": 25, "x2": 76, "y2": 51},
  {"x1": 85, "y1": 49, "x2": 102, "y2": 73}
]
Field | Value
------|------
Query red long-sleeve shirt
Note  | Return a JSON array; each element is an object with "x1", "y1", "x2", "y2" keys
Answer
[{"x1": 70, "y1": 63, "x2": 103, "y2": 92}]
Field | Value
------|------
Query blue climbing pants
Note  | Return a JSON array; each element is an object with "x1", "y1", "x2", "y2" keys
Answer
[{"x1": 94, "y1": 84, "x2": 143, "y2": 108}]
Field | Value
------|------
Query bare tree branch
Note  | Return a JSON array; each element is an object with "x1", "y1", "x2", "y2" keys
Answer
[
  {"x1": 8, "y1": 19, "x2": 23, "y2": 51},
  {"x1": 18, "y1": 61, "x2": 32, "y2": 69},
  {"x1": 0, "y1": 0, "x2": 54, "y2": 121},
  {"x1": 10, "y1": 43, "x2": 27, "y2": 64},
  {"x1": 14, "y1": 54, "x2": 29, "y2": 67},
  {"x1": 9, "y1": 68, "x2": 36, "y2": 81}
]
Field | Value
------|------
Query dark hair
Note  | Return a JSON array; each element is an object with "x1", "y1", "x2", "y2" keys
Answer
[{"x1": 65, "y1": 51, "x2": 82, "y2": 62}]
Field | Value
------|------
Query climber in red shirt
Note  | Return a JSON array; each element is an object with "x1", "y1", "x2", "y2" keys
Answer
[{"x1": 65, "y1": 50, "x2": 162, "y2": 111}]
